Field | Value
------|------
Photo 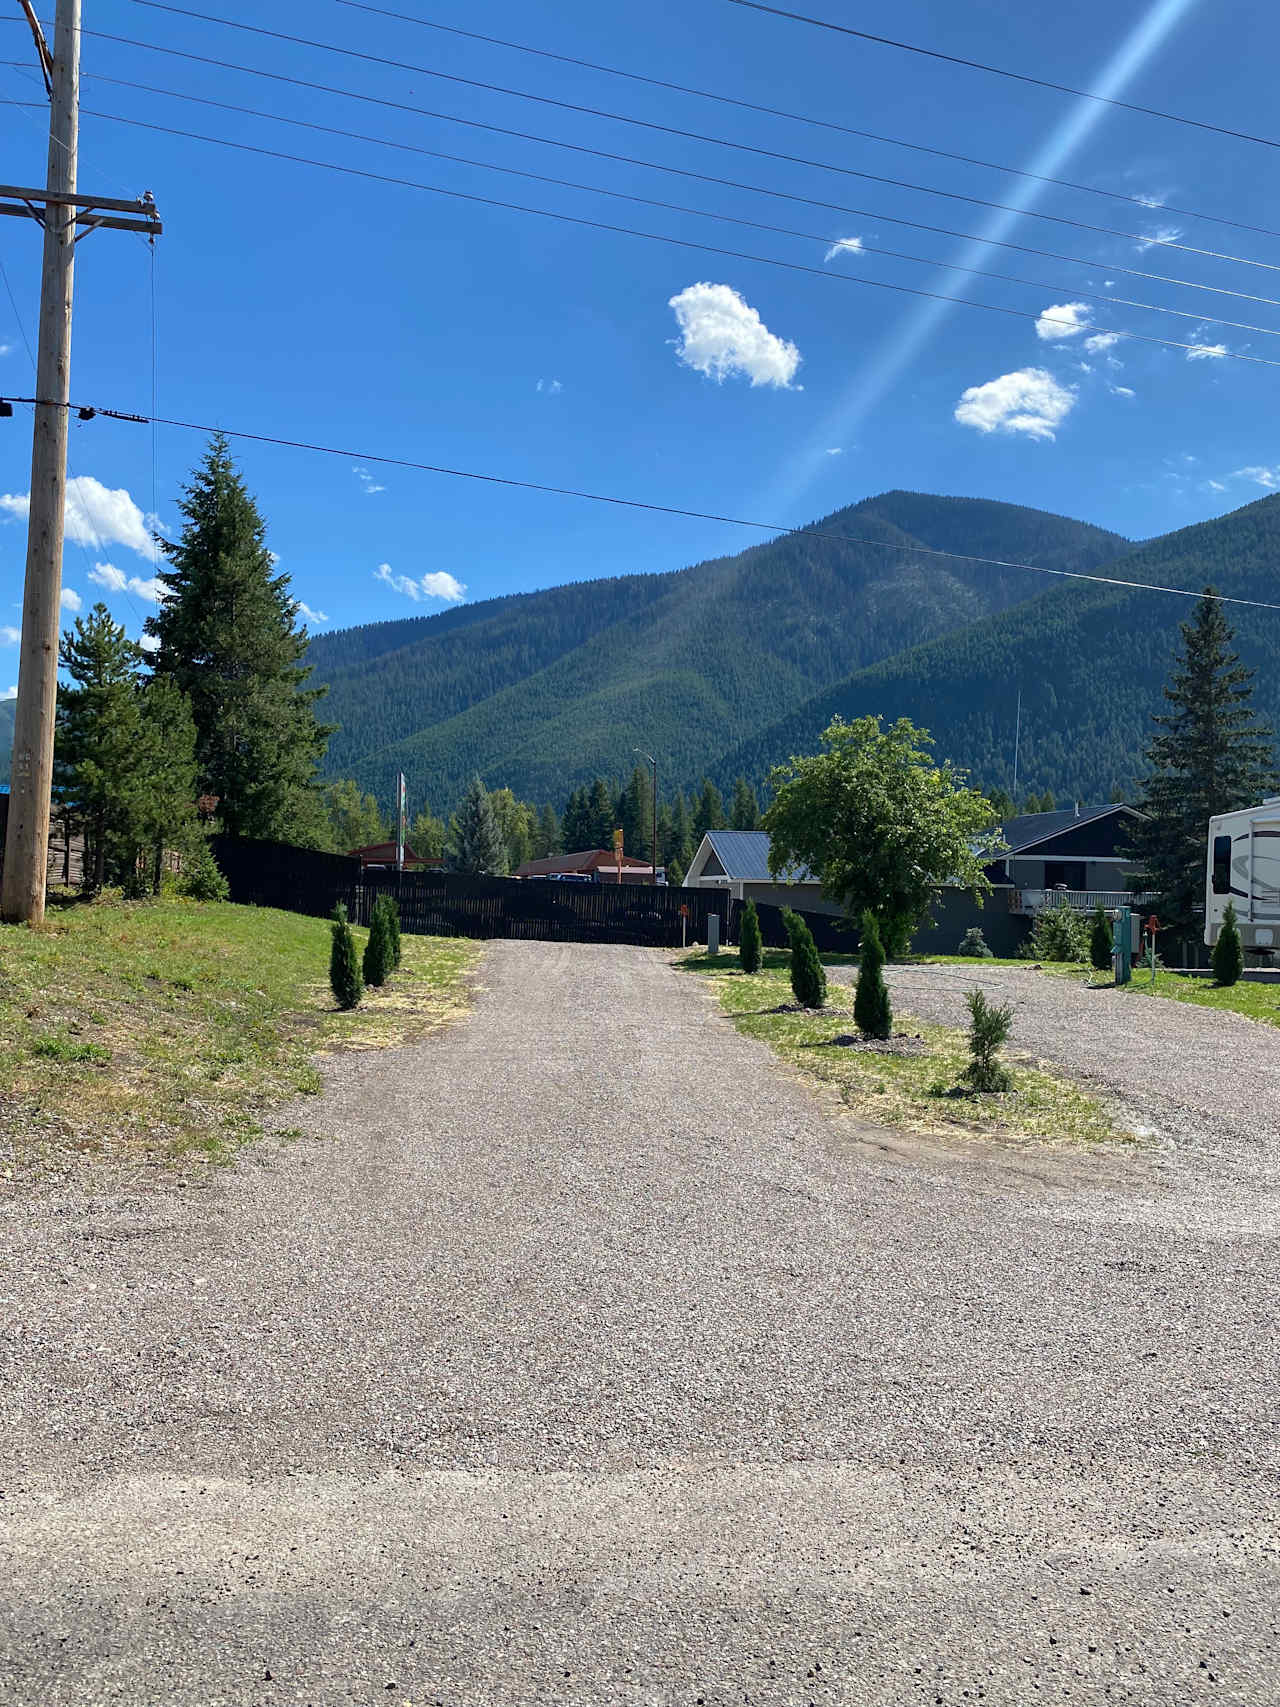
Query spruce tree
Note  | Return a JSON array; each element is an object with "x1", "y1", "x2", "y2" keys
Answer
[
  {"x1": 963, "y1": 989, "x2": 1014, "y2": 1092},
  {"x1": 134, "y1": 675, "x2": 201, "y2": 893},
  {"x1": 1089, "y1": 902, "x2": 1113, "y2": 972},
  {"x1": 787, "y1": 912, "x2": 827, "y2": 1008},
  {"x1": 54, "y1": 605, "x2": 146, "y2": 891},
  {"x1": 533, "y1": 801, "x2": 561, "y2": 859},
  {"x1": 453, "y1": 777, "x2": 507, "y2": 874},
  {"x1": 1213, "y1": 900, "x2": 1244, "y2": 986},
  {"x1": 1130, "y1": 589, "x2": 1274, "y2": 938},
  {"x1": 363, "y1": 897, "x2": 392, "y2": 987},
  {"x1": 329, "y1": 903, "x2": 363, "y2": 1010},
  {"x1": 730, "y1": 776, "x2": 760, "y2": 831},
  {"x1": 666, "y1": 792, "x2": 694, "y2": 881},
  {"x1": 693, "y1": 777, "x2": 727, "y2": 845},
  {"x1": 560, "y1": 787, "x2": 588, "y2": 853},
  {"x1": 739, "y1": 897, "x2": 762, "y2": 974},
  {"x1": 585, "y1": 777, "x2": 616, "y2": 848},
  {"x1": 853, "y1": 910, "x2": 892, "y2": 1039},
  {"x1": 147, "y1": 434, "x2": 334, "y2": 843},
  {"x1": 618, "y1": 765, "x2": 653, "y2": 862}
]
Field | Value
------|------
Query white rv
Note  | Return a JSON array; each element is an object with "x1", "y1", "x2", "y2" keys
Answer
[{"x1": 1205, "y1": 797, "x2": 1280, "y2": 952}]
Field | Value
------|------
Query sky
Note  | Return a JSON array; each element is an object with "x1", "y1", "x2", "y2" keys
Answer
[{"x1": 2, "y1": 0, "x2": 1279, "y2": 677}]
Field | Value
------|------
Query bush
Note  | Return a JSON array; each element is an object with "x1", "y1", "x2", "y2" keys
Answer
[
  {"x1": 739, "y1": 898, "x2": 762, "y2": 974},
  {"x1": 957, "y1": 926, "x2": 993, "y2": 958},
  {"x1": 1020, "y1": 905, "x2": 1091, "y2": 963},
  {"x1": 854, "y1": 910, "x2": 892, "y2": 1038},
  {"x1": 362, "y1": 898, "x2": 393, "y2": 988},
  {"x1": 179, "y1": 838, "x2": 229, "y2": 902},
  {"x1": 1089, "y1": 902, "x2": 1113, "y2": 972},
  {"x1": 329, "y1": 903, "x2": 363, "y2": 1010},
  {"x1": 963, "y1": 988, "x2": 1013, "y2": 1092},
  {"x1": 787, "y1": 912, "x2": 827, "y2": 1009},
  {"x1": 1213, "y1": 899, "x2": 1244, "y2": 986}
]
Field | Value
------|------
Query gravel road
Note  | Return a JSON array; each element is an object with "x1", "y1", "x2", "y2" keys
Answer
[{"x1": 2, "y1": 941, "x2": 1278, "y2": 1705}]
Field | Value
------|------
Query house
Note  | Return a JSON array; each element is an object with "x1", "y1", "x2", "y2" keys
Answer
[
  {"x1": 515, "y1": 848, "x2": 661, "y2": 884},
  {"x1": 348, "y1": 840, "x2": 441, "y2": 872},
  {"x1": 684, "y1": 807, "x2": 1152, "y2": 957}
]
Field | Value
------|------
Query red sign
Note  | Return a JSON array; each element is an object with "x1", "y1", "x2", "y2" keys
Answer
[
  {"x1": 679, "y1": 904, "x2": 690, "y2": 917},
  {"x1": 1146, "y1": 914, "x2": 1161, "y2": 934}
]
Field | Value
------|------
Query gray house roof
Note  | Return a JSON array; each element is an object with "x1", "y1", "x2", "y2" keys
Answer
[
  {"x1": 703, "y1": 829, "x2": 818, "y2": 885},
  {"x1": 995, "y1": 803, "x2": 1141, "y2": 855}
]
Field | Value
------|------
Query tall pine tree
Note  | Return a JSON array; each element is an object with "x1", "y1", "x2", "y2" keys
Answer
[
  {"x1": 692, "y1": 777, "x2": 727, "y2": 845},
  {"x1": 1130, "y1": 588, "x2": 1274, "y2": 936},
  {"x1": 147, "y1": 435, "x2": 333, "y2": 843},
  {"x1": 54, "y1": 605, "x2": 146, "y2": 891},
  {"x1": 618, "y1": 764, "x2": 653, "y2": 862},
  {"x1": 730, "y1": 776, "x2": 760, "y2": 830},
  {"x1": 452, "y1": 777, "x2": 507, "y2": 874}
]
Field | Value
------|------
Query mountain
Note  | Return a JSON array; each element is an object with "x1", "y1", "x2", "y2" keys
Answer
[
  {"x1": 306, "y1": 492, "x2": 1130, "y2": 810},
  {"x1": 716, "y1": 494, "x2": 1280, "y2": 803}
]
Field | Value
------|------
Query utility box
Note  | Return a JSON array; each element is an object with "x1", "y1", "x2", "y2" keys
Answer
[{"x1": 707, "y1": 913, "x2": 720, "y2": 956}]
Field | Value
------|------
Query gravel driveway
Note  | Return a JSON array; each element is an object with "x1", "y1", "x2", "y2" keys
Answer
[{"x1": 2, "y1": 941, "x2": 1277, "y2": 1705}]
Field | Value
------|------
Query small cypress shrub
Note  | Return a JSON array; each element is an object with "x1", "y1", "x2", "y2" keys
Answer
[
  {"x1": 788, "y1": 912, "x2": 827, "y2": 1008},
  {"x1": 957, "y1": 925, "x2": 993, "y2": 958},
  {"x1": 854, "y1": 910, "x2": 893, "y2": 1039},
  {"x1": 739, "y1": 898, "x2": 762, "y2": 974},
  {"x1": 329, "y1": 902, "x2": 363, "y2": 1011},
  {"x1": 963, "y1": 988, "x2": 1013, "y2": 1092},
  {"x1": 363, "y1": 898, "x2": 392, "y2": 988},
  {"x1": 384, "y1": 894, "x2": 403, "y2": 970},
  {"x1": 1089, "y1": 902, "x2": 1113, "y2": 972},
  {"x1": 1213, "y1": 899, "x2": 1244, "y2": 987}
]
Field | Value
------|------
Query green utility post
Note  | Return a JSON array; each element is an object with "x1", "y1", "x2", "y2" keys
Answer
[{"x1": 1113, "y1": 906, "x2": 1133, "y2": 986}]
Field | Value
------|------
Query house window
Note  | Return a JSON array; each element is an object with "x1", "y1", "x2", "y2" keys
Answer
[{"x1": 1044, "y1": 860, "x2": 1087, "y2": 890}]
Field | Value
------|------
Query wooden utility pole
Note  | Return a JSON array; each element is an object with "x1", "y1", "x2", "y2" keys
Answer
[{"x1": 1, "y1": 0, "x2": 161, "y2": 924}]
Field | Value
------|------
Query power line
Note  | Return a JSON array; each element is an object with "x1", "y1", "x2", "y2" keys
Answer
[
  {"x1": 18, "y1": 77, "x2": 1276, "y2": 342},
  {"x1": 5, "y1": 393, "x2": 1280, "y2": 612},
  {"x1": 11, "y1": 40, "x2": 1275, "y2": 313},
  {"x1": 47, "y1": 104, "x2": 1280, "y2": 367},
  {"x1": 727, "y1": 0, "x2": 1280, "y2": 153},
  {"x1": 326, "y1": 0, "x2": 1280, "y2": 244},
  {"x1": 111, "y1": 1, "x2": 1280, "y2": 276}
]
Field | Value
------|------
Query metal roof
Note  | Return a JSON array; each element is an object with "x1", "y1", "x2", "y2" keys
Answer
[
  {"x1": 703, "y1": 829, "x2": 818, "y2": 884},
  {"x1": 995, "y1": 803, "x2": 1140, "y2": 854}
]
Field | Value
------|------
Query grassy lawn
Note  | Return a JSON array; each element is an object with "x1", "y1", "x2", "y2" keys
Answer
[
  {"x1": 0, "y1": 896, "x2": 477, "y2": 1174},
  {"x1": 681, "y1": 949, "x2": 1126, "y2": 1145}
]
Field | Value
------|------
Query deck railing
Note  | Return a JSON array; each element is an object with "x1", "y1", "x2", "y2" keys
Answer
[{"x1": 1013, "y1": 888, "x2": 1157, "y2": 916}]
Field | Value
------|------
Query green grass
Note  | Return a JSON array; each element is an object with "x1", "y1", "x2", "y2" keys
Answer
[
  {"x1": 0, "y1": 896, "x2": 478, "y2": 1173},
  {"x1": 1053, "y1": 962, "x2": 1280, "y2": 1027},
  {"x1": 681, "y1": 949, "x2": 1126, "y2": 1145}
]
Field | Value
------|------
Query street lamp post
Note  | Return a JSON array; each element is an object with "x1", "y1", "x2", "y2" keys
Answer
[{"x1": 633, "y1": 747, "x2": 658, "y2": 885}]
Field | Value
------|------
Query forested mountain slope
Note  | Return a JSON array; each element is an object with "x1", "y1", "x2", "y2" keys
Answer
[
  {"x1": 716, "y1": 494, "x2": 1280, "y2": 804},
  {"x1": 309, "y1": 492, "x2": 1129, "y2": 808}
]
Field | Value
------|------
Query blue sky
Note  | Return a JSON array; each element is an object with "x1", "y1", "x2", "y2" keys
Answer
[{"x1": 2, "y1": 0, "x2": 1278, "y2": 673}]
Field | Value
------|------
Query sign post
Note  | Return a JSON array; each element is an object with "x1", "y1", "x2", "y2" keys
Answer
[
  {"x1": 613, "y1": 826, "x2": 624, "y2": 885},
  {"x1": 396, "y1": 771, "x2": 407, "y2": 872}
]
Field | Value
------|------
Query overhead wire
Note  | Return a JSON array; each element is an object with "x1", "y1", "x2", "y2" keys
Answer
[
  {"x1": 726, "y1": 0, "x2": 1280, "y2": 152},
  {"x1": 325, "y1": 0, "x2": 1280, "y2": 244},
  {"x1": 26, "y1": 103, "x2": 1278, "y2": 368},
  {"x1": 93, "y1": 1, "x2": 1280, "y2": 275},
  {"x1": 8, "y1": 39, "x2": 1275, "y2": 314},
  {"x1": 10, "y1": 75, "x2": 1275, "y2": 342},
  {"x1": 5, "y1": 393, "x2": 1280, "y2": 613}
]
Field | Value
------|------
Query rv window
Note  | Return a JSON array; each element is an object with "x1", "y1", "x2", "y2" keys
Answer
[{"x1": 1212, "y1": 834, "x2": 1233, "y2": 895}]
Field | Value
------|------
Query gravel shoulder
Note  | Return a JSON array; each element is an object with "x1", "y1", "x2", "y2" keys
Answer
[{"x1": 2, "y1": 941, "x2": 1278, "y2": 1704}]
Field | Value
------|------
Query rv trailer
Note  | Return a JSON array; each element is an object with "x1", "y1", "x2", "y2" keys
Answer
[{"x1": 1205, "y1": 797, "x2": 1280, "y2": 953}]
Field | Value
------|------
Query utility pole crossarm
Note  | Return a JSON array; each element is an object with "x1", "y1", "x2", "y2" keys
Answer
[{"x1": 0, "y1": 185, "x2": 162, "y2": 237}]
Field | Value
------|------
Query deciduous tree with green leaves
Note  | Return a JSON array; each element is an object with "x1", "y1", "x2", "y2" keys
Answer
[
  {"x1": 324, "y1": 778, "x2": 386, "y2": 853},
  {"x1": 763, "y1": 715, "x2": 999, "y2": 956},
  {"x1": 147, "y1": 434, "x2": 334, "y2": 844},
  {"x1": 1129, "y1": 589, "x2": 1274, "y2": 940}
]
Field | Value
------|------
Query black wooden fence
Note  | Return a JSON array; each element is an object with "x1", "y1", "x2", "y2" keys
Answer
[{"x1": 210, "y1": 836, "x2": 858, "y2": 951}]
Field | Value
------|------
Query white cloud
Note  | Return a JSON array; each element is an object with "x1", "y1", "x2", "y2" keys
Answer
[
  {"x1": 0, "y1": 341, "x2": 12, "y2": 357},
  {"x1": 1136, "y1": 224, "x2": 1184, "y2": 253},
  {"x1": 352, "y1": 465, "x2": 385, "y2": 496},
  {"x1": 60, "y1": 587, "x2": 81, "y2": 612},
  {"x1": 87, "y1": 561, "x2": 165, "y2": 603},
  {"x1": 953, "y1": 368, "x2": 1076, "y2": 441},
  {"x1": 1084, "y1": 332, "x2": 1120, "y2": 353},
  {"x1": 824, "y1": 447, "x2": 843, "y2": 456},
  {"x1": 1035, "y1": 301, "x2": 1092, "y2": 342},
  {"x1": 295, "y1": 600, "x2": 329, "y2": 625},
  {"x1": 667, "y1": 282, "x2": 801, "y2": 388},
  {"x1": 535, "y1": 378, "x2": 563, "y2": 394},
  {"x1": 1232, "y1": 465, "x2": 1280, "y2": 489},
  {"x1": 374, "y1": 562, "x2": 466, "y2": 604},
  {"x1": 1, "y1": 684, "x2": 16, "y2": 700},
  {"x1": 0, "y1": 475, "x2": 160, "y2": 561},
  {"x1": 1135, "y1": 191, "x2": 1167, "y2": 209},
  {"x1": 1207, "y1": 479, "x2": 1226, "y2": 492},
  {"x1": 138, "y1": 632, "x2": 160, "y2": 653},
  {"x1": 823, "y1": 235, "x2": 864, "y2": 262},
  {"x1": 1186, "y1": 343, "x2": 1228, "y2": 361},
  {"x1": 0, "y1": 624, "x2": 18, "y2": 644},
  {"x1": 1109, "y1": 384, "x2": 1136, "y2": 398}
]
